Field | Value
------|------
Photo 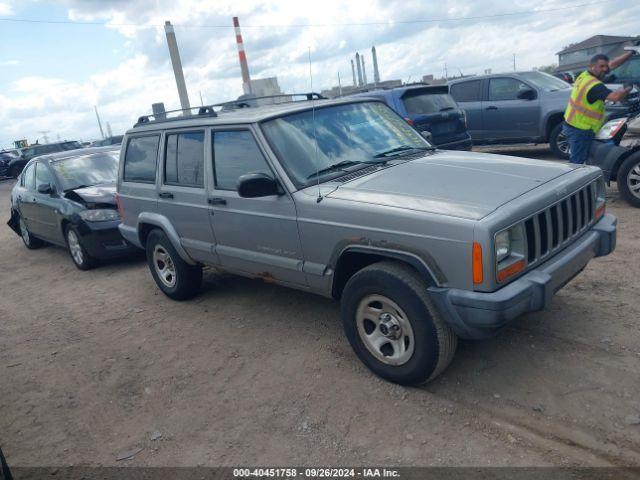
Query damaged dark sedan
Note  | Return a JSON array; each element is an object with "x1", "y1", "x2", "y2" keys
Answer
[{"x1": 7, "y1": 147, "x2": 139, "y2": 269}]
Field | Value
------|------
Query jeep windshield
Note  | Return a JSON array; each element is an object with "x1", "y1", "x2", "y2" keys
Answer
[{"x1": 261, "y1": 101, "x2": 431, "y2": 187}]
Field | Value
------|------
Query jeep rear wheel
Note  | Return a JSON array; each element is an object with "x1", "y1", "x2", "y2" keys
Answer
[
  {"x1": 549, "y1": 123, "x2": 570, "y2": 160},
  {"x1": 145, "y1": 229, "x2": 202, "y2": 300},
  {"x1": 617, "y1": 152, "x2": 640, "y2": 208},
  {"x1": 341, "y1": 261, "x2": 457, "y2": 385}
]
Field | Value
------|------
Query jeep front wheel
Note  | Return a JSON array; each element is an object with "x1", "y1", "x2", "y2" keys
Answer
[
  {"x1": 341, "y1": 261, "x2": 457, "y2": 385},
  {"x1": 145, "y1": 229, "x2": 202, "y2": 300}
]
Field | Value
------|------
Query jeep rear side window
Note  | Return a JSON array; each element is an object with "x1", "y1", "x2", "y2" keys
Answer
[
  {"x1": 164, "y1": 131, "x2": 205, "y2": 187},
  {"x1": 212, "y1": 131, "x2": 271, "y2": 191},
  {"x1": 123, "y1": 135, "x2": 160, "y2": 183},
  {"x1": 450, "y1": 80, "x2": 481, "y2": 102}
]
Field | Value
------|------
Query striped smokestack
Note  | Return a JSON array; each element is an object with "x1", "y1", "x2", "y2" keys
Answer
[{"x1": 233, "y1": 16, "x2": 252, "y2": 93}]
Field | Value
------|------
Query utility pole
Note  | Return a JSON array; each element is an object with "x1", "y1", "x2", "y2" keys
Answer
[
  {"x1": 94, "y1": 106, "x2": 105, "y2": 139},
  {"x1": 164, "y1": 20, "x2": 191, "y2": 112},
  {"x1": 444, "y1": 63, "x2": 448, "y2": 80},
  {"x1": 199, "y1": 91, "x2": 204, "y2": 106},
  {"x1": 513, "y1": 54, "x2": 516, "y2": 72},
  {"x1": 338, "y1": 71, "x2": 342, "y2": 96},
  {"x1": 106, "y1": 122, "x2": 113, "y2": 138}
]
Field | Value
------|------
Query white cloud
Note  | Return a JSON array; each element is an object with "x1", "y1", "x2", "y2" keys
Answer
[
  {"x1": 0, "y1": 2, "x2": 13, "y2": 15},
  {"x1": 1, "y1": 0, "x2": 640, "y2": 147}
]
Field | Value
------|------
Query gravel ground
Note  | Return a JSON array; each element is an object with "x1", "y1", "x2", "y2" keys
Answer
[{"x1": 1, "y1": 145, "x2": 639, "y2": 468}]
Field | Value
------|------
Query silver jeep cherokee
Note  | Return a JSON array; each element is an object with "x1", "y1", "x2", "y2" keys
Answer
[{"x1": 117, "y1": 97, "x2": 616, "y2": 385}]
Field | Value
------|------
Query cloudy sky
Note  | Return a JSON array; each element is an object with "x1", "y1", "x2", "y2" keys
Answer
[{"x1": 0, "y1": 0, "x2": 638, "y2": 148}]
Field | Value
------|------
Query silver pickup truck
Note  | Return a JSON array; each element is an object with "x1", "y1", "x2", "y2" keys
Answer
[{"x1": 116, "y1": 97, "x2": 617, "y2": 385}]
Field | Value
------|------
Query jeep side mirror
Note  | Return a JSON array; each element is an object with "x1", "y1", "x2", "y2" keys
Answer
[
  {"x1": 37, "y1": 183, "x2": 54, "y2": 195},
  {"x1": 420, "y1": 131, "x2": 433, "y2": 142},
  {"x1": 237, "y1": 172, "x2": 280, "y2": 198},
  {"x1": 517, "y1": 89, "x2": 537, "y2": 100}
]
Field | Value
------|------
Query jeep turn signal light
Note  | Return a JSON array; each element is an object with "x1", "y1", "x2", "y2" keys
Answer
[
  {"x1": 595, "y1": 203, "x2": 606, "y2": 220},
  {"x1": 472, "y1": 242, "x2": 483, "y2": 284},
  {"x1": 497, "y1": 259, "x2": 526, "y2": 282}
]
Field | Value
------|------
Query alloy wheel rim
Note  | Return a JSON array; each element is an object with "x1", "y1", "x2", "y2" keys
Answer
[
  {"x1": 153, "y1": 245, "x2": 177, "y2": 288},
  {"x1": 556, "y1": 131, "x2": 570, "y2": 154},
  {"x1": 628, "y1": 162, "x2": 640, "y2": 199},
  {"x1": 355, "y1": 294, "x2": 415, "y2": 366},
  {"x1": 19, "y1": 218, "x2": 30, "y2": 244},
  {"x1": 67, "y1": 230, "x2": 84, "y2": 265}
]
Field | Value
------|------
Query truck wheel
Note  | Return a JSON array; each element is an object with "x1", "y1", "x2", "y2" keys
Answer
[
  {"x1": 341, "y1": 261, "x2": 457, "y2": 385},
  {"x1": 549, "y1": 123, "x2": 570, "y2": 160},
  {"x1": 18, "y1": 215, "x2": 44, "y2": 249},
  {"x1": 617, "y1": 153, "x2": 640, "y2": 208},
  {"x1": 65, "y1": 225, "x2": 96, "y2": 270},
  {"x1": 146, "y1": 229, "x2": 202, "y2": 300}
]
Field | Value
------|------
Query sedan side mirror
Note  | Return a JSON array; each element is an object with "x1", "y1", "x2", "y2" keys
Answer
[
  {"x1": 237, "y1": 172, "x2": 280, "y2": 198},
  {"x1": 37, "y1": 183, "x2": 54, "y2": 195},
  {"x1": 517, "y1": 89, "x2": 537, "y2": 100}
]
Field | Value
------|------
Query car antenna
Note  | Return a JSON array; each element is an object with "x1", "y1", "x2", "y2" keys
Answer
[{"x1": 308, "y1": 47, "x2": 322, "y2": 203}]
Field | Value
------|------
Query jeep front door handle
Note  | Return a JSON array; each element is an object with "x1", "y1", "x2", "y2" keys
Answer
[
  {"x1": 485, "y1": 106, "x2": 498, "y2": 110},
  {"x1": 158, "y1": 192, "x2": 174, "y2": 199},
  {"x1": 208, "y1": 197, "x2": 227, "y2": 205}
]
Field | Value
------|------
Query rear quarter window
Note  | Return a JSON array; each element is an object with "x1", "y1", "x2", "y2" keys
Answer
[
  {"x1": 123, "y1": 135, "x2": 160, "y2": 183},
  {"x1": 449, "y1": 80, "x2": 482, "y2": 102}
]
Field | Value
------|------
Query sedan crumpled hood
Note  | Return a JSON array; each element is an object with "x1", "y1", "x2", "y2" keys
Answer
[
  {"x1": 66, "y1": 183, "x2": 116, "y2": 206},
  {"x1": 325, "y1": 150, "x2": 578, "y2": 220}
]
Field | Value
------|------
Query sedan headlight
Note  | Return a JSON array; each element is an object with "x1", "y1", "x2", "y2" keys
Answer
[
  {"x1": 595, "y1": 118, "x2": 627, "y2": 140},
  {"x1": 79, "y1": 209, "x2": 120, "y2": 222}
]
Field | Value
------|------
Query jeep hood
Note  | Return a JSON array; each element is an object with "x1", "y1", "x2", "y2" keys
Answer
[{"x1": 325, "y1": 150, "x2": 578, "y2": 220}]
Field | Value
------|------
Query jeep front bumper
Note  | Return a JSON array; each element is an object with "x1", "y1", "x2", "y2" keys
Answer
[{"x1": 428, "y1": 214, "x2": 617, "y2": 340}]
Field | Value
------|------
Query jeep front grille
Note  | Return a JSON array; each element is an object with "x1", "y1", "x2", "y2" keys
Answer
[{"x1": 523, "y1": 182, "x2": 596, "y2": 266}]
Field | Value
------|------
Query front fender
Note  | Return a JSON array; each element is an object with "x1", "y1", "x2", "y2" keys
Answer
[
  {"x1": 587, "y1": 142, "x2": 640, "y2": 181},
  {"x1": 136, "y1": 212, "x2": 197, "y2": 265}
]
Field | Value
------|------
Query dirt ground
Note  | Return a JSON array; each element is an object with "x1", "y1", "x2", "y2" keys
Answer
[{"x1": 1, "y1": 145, "x2": 640, "y2": 468}]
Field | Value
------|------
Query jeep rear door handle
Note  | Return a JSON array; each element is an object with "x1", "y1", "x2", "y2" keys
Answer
[
  {"x1": 485, "y1": 106, "x2": 498, "y2": 110},
  {"x1": 158, "y1": 192, "x2": 174, "y2": 199},
  {"x1": 208, "y1": 197, "x2": 227, "y2": 205}
]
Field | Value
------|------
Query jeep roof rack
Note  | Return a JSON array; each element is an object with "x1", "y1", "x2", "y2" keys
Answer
[{"x1": 133, "y1": 92, "x2": 327, "y2": 127}]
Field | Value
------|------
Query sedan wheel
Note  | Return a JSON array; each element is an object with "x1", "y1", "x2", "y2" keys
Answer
[
  {"x1": 617, "y1": 153, "x2": 640, "y2": 208},
  {"x1": 66, "y1": 226, "x2": 96, "y2": 270},
  {"x1": 18, "y1": 216, "x2": 43, "y2": 249}
]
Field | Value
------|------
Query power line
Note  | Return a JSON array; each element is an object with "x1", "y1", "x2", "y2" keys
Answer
[{"x1": 0, "y1": 0, "x2": 616, "y2": 29}]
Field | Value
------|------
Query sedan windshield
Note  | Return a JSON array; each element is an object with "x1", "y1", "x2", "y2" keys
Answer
[
  {"x1": 518, "y1": 71, "x2": 571, "y2": 91},
  {"x1": 261, "y1": 102, "x2": 430, "y2": 187},
  {"x1": 52, "y1": 152, "x2": 119, "y2": 191}
]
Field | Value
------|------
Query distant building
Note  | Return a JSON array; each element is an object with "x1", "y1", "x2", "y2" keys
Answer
[
  {"x1": 556, "y1": 35, "x2": 639, "y2": 75},
  {"x1": 320, "y1": 79, "x2": 403, "y2": 99}
]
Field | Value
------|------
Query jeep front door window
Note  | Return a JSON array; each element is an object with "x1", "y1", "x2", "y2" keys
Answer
[{"x1": 261, "y1": 101, "x2": 428, "y2": 188}]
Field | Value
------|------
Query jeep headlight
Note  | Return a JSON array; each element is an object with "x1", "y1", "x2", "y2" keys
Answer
[
  {"x1": 495, "y1": 225, "x2": 526, "y2": 282},
  {"x1": 495, "y1": 230, "x2": 511, "y2": 262},
  {"x1": 79, "y1": 209, "x2": 120, "y2": 222}
]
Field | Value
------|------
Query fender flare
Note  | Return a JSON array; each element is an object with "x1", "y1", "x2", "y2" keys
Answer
[
  {"x1": 330, "y1": 244, "x2": 446, "y2": 298},
  {"x1": 136, "y1": 212, "x2": 197, "y2": 265}
]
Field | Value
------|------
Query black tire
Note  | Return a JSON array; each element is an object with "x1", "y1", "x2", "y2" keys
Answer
[
  {"x1": 145, "y1": 229, "x2": 202, "y2": 300},
  {"x1": 8, "y1": 165, "x2": 21, "y2": 178},
  {"x1": 17, "y1": 215, "x2": 44, "y2": 249},
  {"x1": 549, "y1": 122, "x2": 570, "y2": 160},
  {"x1": 341, "y1": 261, "x2": 457, "y2": 385},
  {"x1": 617, "y1": 153, "x2": 640, "y2": 208},
  {"x1": 65, "y1": 225, "x2": 96, "y2": 270}
]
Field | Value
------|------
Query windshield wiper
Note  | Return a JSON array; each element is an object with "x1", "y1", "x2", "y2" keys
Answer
[
  {"x1": 306, "y1": 160, "x2": 361, "y2": 179},
  {"x1": 373, "y1": 145, "x2": 432, "y2": 158},
  {"x1": 64, "y1": 184, "x2": 90, "y2": 193},
  {"x1": 439, "y1": 106, "x2": 455, "y2": 111}
]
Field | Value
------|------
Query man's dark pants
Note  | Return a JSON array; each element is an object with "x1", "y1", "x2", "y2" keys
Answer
[{"x1": 563, "y1": 122, "x2": 595, "y2": 164}]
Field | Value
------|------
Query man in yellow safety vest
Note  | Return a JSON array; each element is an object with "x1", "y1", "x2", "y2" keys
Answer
[{"x1": 563, "y1": 51, "x2": 635, "y2": 164}]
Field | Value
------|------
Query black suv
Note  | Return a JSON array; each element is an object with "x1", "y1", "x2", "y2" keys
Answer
[{"x1": 7, "y1": 141, "x2": 83, "y2": 178}]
